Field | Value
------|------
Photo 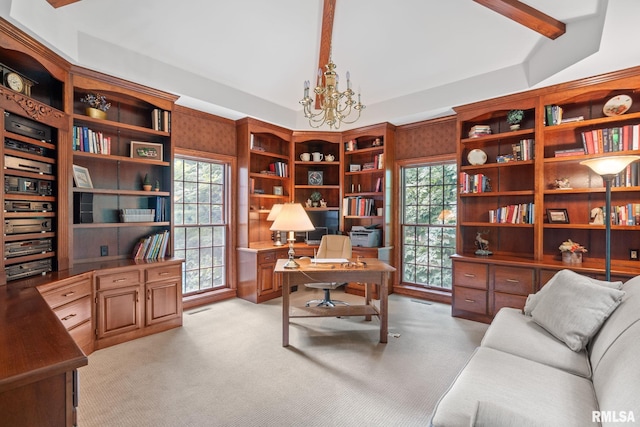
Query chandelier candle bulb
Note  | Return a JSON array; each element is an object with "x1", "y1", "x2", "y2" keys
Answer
[{"x1": 346, "y1": 71, "x2": 351, "y2": 89}]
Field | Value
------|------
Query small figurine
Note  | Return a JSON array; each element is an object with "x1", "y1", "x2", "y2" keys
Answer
[
  {"x1": 475, "y1": 231, "x2": 493, "y2": 256},
  {"x1": 554, "y1": 177, "x2": 571, "y2": 189}
]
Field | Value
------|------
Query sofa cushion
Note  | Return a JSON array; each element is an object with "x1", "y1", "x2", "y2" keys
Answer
[
  {"x1": 524, "y1": 269, "x2": 622, "y2": 316},
  {"x1": 429, "y1": 347, "x2": 598, "y2": 427},
  {"x1": 530, "y1": 273, "x2": 625, "y2": 351},
  {"x1": 481, "y1": 307, "x2": 591, "y2": 378},
  {"x1": 471, "y1": 401, "x2": 545, "y2": 427}
]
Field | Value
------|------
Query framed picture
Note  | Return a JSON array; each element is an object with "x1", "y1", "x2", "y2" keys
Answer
[
  {"x1": 273, "y1": 185, "x2": 283, "y2": 196},
  {"x1": 547, "y1": 208, "x2": 569, "y2": 224},
  {"x1": 130, "y1": 141, "x2": 163, "y2": 161},
  {"x1": 72, "y1": 164, "x2": 93, "y2": 188},
  {"x1": 349, "y1": 164, "x2": 361, "y2": 172}
]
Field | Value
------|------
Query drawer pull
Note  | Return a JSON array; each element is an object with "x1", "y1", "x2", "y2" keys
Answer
[
  {"x1": 463, "y1": 273, "x2": 476, "y2": 278},
  {"x1": 464, "y1": 298, "x2": 476, "y2": 303},
  {"x1": 62, "y1": 291, "x2": 75, "y2": 297},
  {"x1": 159, "y1": 272, "x2": 169, "y2": 276},
  {"x1": 61, "y1": 313, "x2": 77, "y2": 321},
  {"x1": 506, "y1": 279, "x2": 520, "y2": 283},
  {"x1": 113, "y1": 278, "x2": 127, "y2": 283}
]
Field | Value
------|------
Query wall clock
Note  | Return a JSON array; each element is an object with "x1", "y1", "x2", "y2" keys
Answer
[
  {"x1": 6, "y1": 72, "x2": 24, "y2": 93},
  {"x1": 308, "y1": 171, "x2": 323, "y2": 186}
]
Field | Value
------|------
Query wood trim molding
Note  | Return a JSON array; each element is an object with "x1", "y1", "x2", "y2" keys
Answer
[
  {"x1": 473, "y1": 0, "x2": 565, "y2": 40},
  {"x1": 46, "y1": 0, "x2": 81, "y2": 8}
]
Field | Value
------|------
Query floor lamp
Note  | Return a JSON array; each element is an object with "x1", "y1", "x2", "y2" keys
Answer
[
  {"x1": 266, "y1": 204, "x2": 284, "y2": 246},
  {"x1": 269, "y1": 203, "x2": 315, "y2": 268},
  {"x1": 580, "y1": 155, "x2": 640, "y2": 280}
]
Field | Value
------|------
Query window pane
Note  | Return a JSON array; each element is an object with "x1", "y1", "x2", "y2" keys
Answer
[
  {"x1": 400, "y1": 162, "x2": 456, "y2": 290},
  {"x1": 175, "y1": 157, "x2": 229, "y2": 295}
]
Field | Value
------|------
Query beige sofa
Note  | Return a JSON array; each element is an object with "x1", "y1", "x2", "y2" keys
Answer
[{"x1": 430, "y1": 269, "x2": 640, "y2": 426}]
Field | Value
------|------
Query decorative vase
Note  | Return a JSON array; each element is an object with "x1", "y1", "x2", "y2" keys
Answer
[
  {"x1": 510, "y1": 124, "x2": 520, "y2": 131},
  {"x1": 86, "y1": 107, "x2": 107, "y2": 120},
  {"x1": 143, "y1": 185, "x2": 152, "y2": 191},
  {"x1": 562, "y1": 251, "x2": 582, "y2": 264}
]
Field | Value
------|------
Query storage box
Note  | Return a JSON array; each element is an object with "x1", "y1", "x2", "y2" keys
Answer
[{"x1": 120, "y1": 208, "x2": 155, "y2": 222}]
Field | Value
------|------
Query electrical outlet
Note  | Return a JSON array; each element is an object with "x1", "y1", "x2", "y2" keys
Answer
[{"x1": 100, "y1": 245, "x2": 108, "y2": 256}]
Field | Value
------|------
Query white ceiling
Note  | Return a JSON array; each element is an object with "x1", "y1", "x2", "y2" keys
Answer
[{"x1": 3, "y1": 0, "x2": 640, "y2": 130}]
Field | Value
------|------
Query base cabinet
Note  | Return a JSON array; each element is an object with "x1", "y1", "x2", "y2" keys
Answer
[{"x1": 93, "y1": 260, "x2": 183, "y2": 350}]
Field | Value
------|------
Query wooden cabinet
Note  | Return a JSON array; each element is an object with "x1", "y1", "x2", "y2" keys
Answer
[
  {"x1": 145, "y1": 263, "x2": 182, "y2": 326},
  {"x1": 341, "y1": 123, "x2": 395, "y2": 249},
  {"x1": 38, "y1": 272, "x2": 94, "y2": 354},
  {"x1": 0, "y1": 23, "x2": 69, "y2": 284},
  {"x1": 70, "y1": 67, "x2": 177, "y2": 265},
  {"x1": 237, "y1": 245, "x2": 290, "y2": 303},
  {"x1": 236, "y1": 118, "x2": 292, "y2": 247},
  {"x1": 492, "y1": 265, "x2": 535, "y2": 314},
  {"x1": 93, "y1": 260, "x2": 183, "y2": 349},
  {"x1": 452, "y1": 261, "x2": 488, "y2": 319},
  {"x1": 453, "y1": 67, "x2": 640, "y2": 321}
]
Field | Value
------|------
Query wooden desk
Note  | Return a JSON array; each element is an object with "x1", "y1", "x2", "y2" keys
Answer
[{"x1": 275, "y1": 258, "x2": 395, "y2": 347}]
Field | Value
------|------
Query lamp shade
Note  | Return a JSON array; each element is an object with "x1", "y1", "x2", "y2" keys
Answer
[
  {"x1": 269, "y1": 203, "x2": 315, "y2": 232},
  {"x1": 266, "y1": 204, "x2": 283, "y2": 221},
  {"x1": 580, "y1": 155, "x2": 640, "y2": 177}
]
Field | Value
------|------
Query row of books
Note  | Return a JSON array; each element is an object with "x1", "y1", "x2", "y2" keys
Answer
[
  {"x1": 132, "y1": 230, "x2": 170, "y2": 260},
  {"x1": 544, "y1": 104, "x2": 584, "y2": 126},
  {"x1": 152, "y1": 109, "x2": 171, "y2": 132},
  {"x1": 488, "y1": 203, "x2": 534, "y2": 224},
  {"x1": 459, "y1": 172, "x2": 491, "y2": 194},
  {"x1": 512, "y1": 139, "x2": 535, "y2": 161},
  {"x1": 269, "y1": 161, "x2": 288, "y2": 177},
  {"x1": 612, "y1": 163, "x2": 640, "y2": 188},
  {"x1": 580, "y1": 125, "x2": 640, "y2": 154},
  {"x1": 149, "y1": 196, "x2": 168, "y2": 222},
  {"x1": 608, "y1": 204, "x2": 640, "y2": 226},
  {"x1": 342, "y1": 197, "x2": 376, "y2": 216},
  {"x1": 362, "y1": 153, "x2": 384, "y2": 170},
  {"x1": 72, "y1": 125, "x2": 111, "y2": 154}
]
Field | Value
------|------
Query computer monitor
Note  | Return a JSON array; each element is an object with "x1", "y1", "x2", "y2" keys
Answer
[{"x1": 305, "y1": 227, "x2": 328, "y2": 245}]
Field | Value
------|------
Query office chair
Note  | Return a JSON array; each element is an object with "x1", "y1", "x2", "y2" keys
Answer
[{"x1": 305, "y1": 234, "x2": 352, "y2": 307}]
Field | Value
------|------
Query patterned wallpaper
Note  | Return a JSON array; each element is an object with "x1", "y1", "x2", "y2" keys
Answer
[
  {"x1": 395, "y1": 115, "x2": 457, "y2": 160},
  {"x1": 172, "y1": 105, "x2": 237, "y2": 156}
]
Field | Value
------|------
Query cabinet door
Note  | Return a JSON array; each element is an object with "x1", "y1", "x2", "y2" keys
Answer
[
  {"x1": 96, "y1": 285, "x2": 142, "y2": 339},
  {"x1": 146, "y1": 279, "x2": 181, "y2": 326},
  {"x1": 257, "y1": 262, "x2": 277, "y2": 296}
]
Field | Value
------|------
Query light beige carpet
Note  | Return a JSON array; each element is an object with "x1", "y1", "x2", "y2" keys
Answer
[{"x1": 77, "y1": 288, "x2": 488, "y2": 426}]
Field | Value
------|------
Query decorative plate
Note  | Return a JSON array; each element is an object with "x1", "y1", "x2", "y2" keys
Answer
[
  {"x1": 467, "y1": 149, "x2": 487, "y2": 165},
  {"x1": 603, "y1": 95, "x2": 632, "y2": 117}
]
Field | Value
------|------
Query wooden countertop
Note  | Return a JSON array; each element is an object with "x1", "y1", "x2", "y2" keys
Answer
[{"x1": 0, "y1": 284, "x2": 87, "y2": 393}]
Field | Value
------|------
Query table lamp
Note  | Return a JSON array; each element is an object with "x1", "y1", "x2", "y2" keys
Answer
[
  {"x1": 580, "y1": 155, "x2": 640, "y2": 280},
  {"x1": 266, "y1": 204, "x2": 284, "y2": 246},
  {"x1": 269, "y1": 202, "x2": 315, "y2": 268}
]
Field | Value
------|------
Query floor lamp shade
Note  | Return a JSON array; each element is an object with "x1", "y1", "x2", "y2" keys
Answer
[{"x1": 580, "y1": 155, "x2": 640, "y2": 280}]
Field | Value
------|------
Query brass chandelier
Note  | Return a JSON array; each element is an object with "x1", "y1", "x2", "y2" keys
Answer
[{"x1": 299, "y1": 56, "x2": 364, "y2": 129}]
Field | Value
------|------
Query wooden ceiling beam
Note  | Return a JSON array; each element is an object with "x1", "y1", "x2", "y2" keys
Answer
[
  {"x1": 46, "y1": 0, "x2": 82, "y2": 8},
  {"x1": 473, "y1": 0, "x2": 565, "y2": 40},
  {"x1": 315, "y1": 0, "x2": 336, "y2": 109}
]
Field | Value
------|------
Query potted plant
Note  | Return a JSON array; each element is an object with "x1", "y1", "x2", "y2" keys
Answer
[
  {"x1": 559, "y1": 239, "x2": 587, "y2": 264},
  {"x1": 81, "y1": 93, "x2": 111, "y2": 120},
  {"x1": 506, "y1": 109, "x2": 524, "y2": 130},
  {"x1": 154, "y1": 179, "x2": 161, "y2": 192},
  {"x1": 142, "y1": 173, "x2": 152, "y2": 191},
  {"x1": 309, "y1": 191, "x2": 322, "y2": 207}
]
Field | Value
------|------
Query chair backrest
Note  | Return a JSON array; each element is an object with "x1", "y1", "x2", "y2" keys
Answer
[{"x1": 316, "y1": 235, "x2": 352, "y2": 259}]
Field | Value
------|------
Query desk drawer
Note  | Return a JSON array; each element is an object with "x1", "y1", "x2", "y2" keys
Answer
[
  {"x1": 454, "y1": 262, "x2": 488, "y2": 290},
  {"x1": 493, "y1": 266, "x2": 534, "y2": 295},
  {"x1": 53, "y1": 295, "x2": 92, "y2": 330},
  {"x1": 40, "y1": 279, "x2": 91, "y2": 309},
  {"x1": 96, "y1": 270, "x2": 141, "y2": 290},
  {"x1": 258, "y1": 251, "x2": 278, "y2": 264},
  {"x1": 146, "y1": 264, "x2": 181, "y2": 283},
  {"x1": 494, "y1": 292, "x2": 528, "y2": 314},
  {"x1": 454, "y1": 287, "x2": 487, "y2": 315}
]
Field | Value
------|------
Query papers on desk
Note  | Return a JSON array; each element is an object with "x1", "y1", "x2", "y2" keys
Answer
[{"x1": 311, "y1": 258, "x2": 349, "y2": 264}]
